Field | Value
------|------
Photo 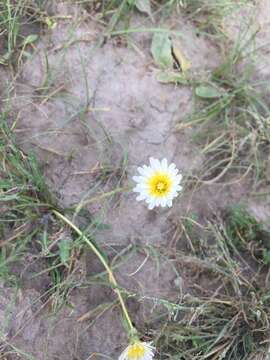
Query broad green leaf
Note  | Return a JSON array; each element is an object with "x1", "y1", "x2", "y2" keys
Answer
[
  {"x1": 134, "y1": 0, "x2": 153, "y2": 20},
  {"x1": 195, "y1": 85, "x2": 224, "y2": 99},
  {"x1": 151, "y1": 33, "x2": 173, "y2": 69},
  {"x1": 156, "y1": 71, "x2": 188, "y2": 85}
]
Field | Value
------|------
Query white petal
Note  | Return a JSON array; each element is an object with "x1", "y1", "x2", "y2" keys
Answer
[
  {"x1": 174, "y1": 174, "x2": 183, "y2": 184},
  {"x1": 119, "y1": 348, "x2": 128, "y2": 360},
  {"x1": 148, "y1": 202, "x2": 155, "y2": 210},
  {"x1": 161, "y1": 158, "x2": 168, "y2": 171},
  {"x1": 167, "y1": 188, "x2": 180, "y2": 199},
  {"x1": 143, "y1": 343, "x2": 155, "y2": 360},
  {"x1": 146, "y1": 167, "x2": 156, "y2": 178},
  {"x1": 137, "y1": 165, "x2": 150, "y2": 176},
  {"x1": 174, "y1": 185, "x2": 182, "y2": 192},
  {"x1": 148, "y1": 198, "x2": 158, "y2": 209},
  {"x1": 133, "y1": 176, "x2": 145, "y2": 183},
  {"x1": 145, "y1": 195, "x2": 153, "y2": 204},
  {"x1": 167, "y1": 200, "x2": 173, "y2": 207},
  {"x1": 134, "y1": 183, "x2": 149, "y2": 192},
  {"x1": 168, "y1": 163, "x2": 176, "y2": 171},
  {"x1": 160, "y1": 198, "x2": 167, "y2": 207},
  {"x1": 149, "y1": 157, "x2": 161, "y2": 171},
  {"x1": 136, "y1": 192, "x2": 147, "y2": 201},
  {"x1": 119, "y1": 343, "x2": 155, "y2": 360},
  {"x1": 154, "y1": 197, "x2": 162, "y2": 207},
  {"x1": 168, "y1": 163, "x2": 178, "y2": 176}
]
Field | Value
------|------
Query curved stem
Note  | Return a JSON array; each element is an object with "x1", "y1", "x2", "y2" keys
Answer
[{"x1": 52, "y1": 210, "x2": 135, "y2": 334}]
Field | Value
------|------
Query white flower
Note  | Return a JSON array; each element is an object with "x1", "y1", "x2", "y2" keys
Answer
[
  {"x1": 119, "y1": 341, "x2": 155, "y2": 360},
  {"x1": 133, "y1": 158, "x2": 182, "y2": 210}
]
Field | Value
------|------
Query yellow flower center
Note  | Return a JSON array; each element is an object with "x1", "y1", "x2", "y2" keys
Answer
[
  {"x1": 148, "y1": 172, "x2": 172, "y2": 197},
  {"x1": 127, "y1": 343, "x2": 146, "y2": 360}
]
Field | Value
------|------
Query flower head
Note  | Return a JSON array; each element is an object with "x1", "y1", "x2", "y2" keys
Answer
[
  {"x1": 119, "y1": 341, "x2": 155, "y2": 360},
  {"x1": 133, "y1": 158, "x2": 182, "y2": 209}
]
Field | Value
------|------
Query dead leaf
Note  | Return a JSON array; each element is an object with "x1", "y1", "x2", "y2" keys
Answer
[{"x1": 171, "y1": 44, "x2": 191, "y2": 72}]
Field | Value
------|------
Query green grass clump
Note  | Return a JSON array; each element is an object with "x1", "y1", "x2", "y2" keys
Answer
[
  {"x1": 0, "y1": 114, "x2": 85, "y2": 309},
  {"x1": 224, "y1": 205, "x2": 270, "y2": 265},
  {"x1": 0, "y1": 0, "x2": 49, "y2": 67},
  {"x1": 0, "y1": 112, "x2": 127, "y2": 315},
  {"x1": 175, "y1": 0, "x2": 252, "y2": 37},
  {"x1": 84, "y1": 0, "x2": 251, "y2": 39},
  {"x1": 156, "y1": 207, "x2": 270, "y2": 359},
  {"x1": 0, "y1": 113, "x2": 53, "y2": 280},
  {"x1": 178, "y1": 26, "x2": 270, "y2": 185}
]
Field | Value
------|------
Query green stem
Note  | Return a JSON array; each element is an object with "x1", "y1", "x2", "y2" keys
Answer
[{"x1": 52, "y1": 210, "x2": 135, "y2": 334}]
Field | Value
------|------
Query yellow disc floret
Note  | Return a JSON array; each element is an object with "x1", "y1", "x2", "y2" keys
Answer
[
  {"x1": 127, "y1": 342, "x2": 146, "y2": 360},
  {"x1": 148, "y1": 172, "x2": 172, "y2": 197}
]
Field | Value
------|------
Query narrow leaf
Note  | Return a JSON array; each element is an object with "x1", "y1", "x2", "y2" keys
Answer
[
  {"x1": 58, "y1": 239, "x2": 72, "y2": 264},
  {"x1": 195, "y1": 85, "x2": 224, "y2": 99},
  {"x1": 22, "y1": 34, "x2": 38, "y2": 46}
]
